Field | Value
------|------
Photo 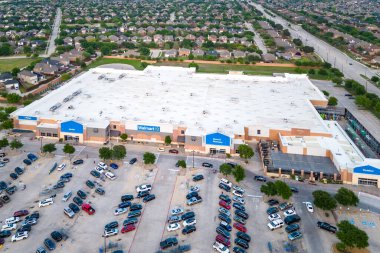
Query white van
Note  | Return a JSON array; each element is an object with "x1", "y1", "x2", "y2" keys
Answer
[
  {"x1": 220, "y1": 178, "x2": 232, "y2": 188},
  {"x1": 62, "y1": 191, "x2": 72, "y2": 202}
]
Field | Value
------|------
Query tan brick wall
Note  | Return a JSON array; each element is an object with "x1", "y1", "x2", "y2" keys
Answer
[{"x1": 309, "y1": 100, "x2": 328, "y2": 107}]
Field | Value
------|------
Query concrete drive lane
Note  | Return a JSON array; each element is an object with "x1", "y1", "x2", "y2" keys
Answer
[{"x1": 129, "y1": 155, "x2": 182, "y2": 253}]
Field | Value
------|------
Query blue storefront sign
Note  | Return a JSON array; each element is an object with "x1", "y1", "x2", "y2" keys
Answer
[
  {"x1": 205, "y1": 132, "x2": 231, "y2": 146},
  {"x1": 137, "y1": 125, "x2": 160, "y2": 132},
  {"x1": 61, "y1": 120, "x2": 84, "y2": 134},
  {"x1": 353, "y1": 165, "x2": 380, "y2": 176},
  {"x1": 18, "y1": 116, "x2": 37, "y2": 121}
]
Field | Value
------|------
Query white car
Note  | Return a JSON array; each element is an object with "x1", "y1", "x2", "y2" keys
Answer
[
  {"x1": 105, "y1": 171, "x2": 116, "y2": 180},
  {"x1": 220, "y1": 178, "x2": 232, "y2": 188},
  {"x1": 1, "y1": 223, "x2": 17, "y2": 231},
  {"x1": 170, "y1": 207, "x2": 184, "y2": 215},
  {"x1": 267, "y1": 219, "x2": 284, "y2": 231},
  {"x1": 219, "y1": 207, "x2": 231, "y2": 216},
  {"x1": 57, "y1": 163, "x2": 66, "y2": 171},
  {"x1": 268, "y1": 213, "x2": 281, "y2": 221},
  {"x1": 103, "y1": 228, "x2": 118, "y2": 237},
  {"x1": 233, "y1": 190, "x2": 244, "y2": 198},
  {"x1": 232, "y1": 185, "x2": 245, "y2": 193},
  {"x1": 213, "y1": 241, "x2": 230, "y2": 253},
  {"x1": 39, "y1": 198, "x2": 54, "y2": 207},
  {"x1": 305, "y1": 202, "x2": 314, "y2": 213},
  {"x1": 136, "y1": 184, "x2": 152, "y2": 193},
  {"x1": 189, "y1": 185, "x2": 200, "y2": 193},
  {"x1": 11, "y1": 231, "x2": 28, "y2": 242},
  {"x1": 95, "y1": 166, "x2": 104, "y2": 174},
  {"x1": 233, "y1": 196, "x2": 245, "y2": 205},
  {"x1": 157, "y1": 147, "x2": 165, "y2": 152},
  {"x1": 5, "y1": 216, "x2": 20, "y2": 224},
  {"x1": 97, "y1": 162, "x2": 108, "y2": 170},
  {"x1": 167, "y1": 223, "x2": 181, "y2": 232},
  {"x1": 284, "y1": 209, "x2": 297, "y2": 217},
  {"x1": 114, "y1": 208, "x2": 128, "y2": 216},
  {"x1": 62, "y1": 191, "x2": 72, "y2": 202},
  {"x1": 183, "y1": 218, "x2": 196, "y2": 226}
]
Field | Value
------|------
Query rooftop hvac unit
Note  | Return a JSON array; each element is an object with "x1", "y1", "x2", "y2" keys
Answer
[
  {"x1": 68, "y1": 105, "x2": 74, "y2": 110},
  {"x1": 119, "y1": 74, "x2": 126, "y2": 79},
  {"x1": 72, "y1": 90, "x2": 81, "y2": 96},
  {"x1": 63, "y1": 95, "x2": 73, "y2": 103}
]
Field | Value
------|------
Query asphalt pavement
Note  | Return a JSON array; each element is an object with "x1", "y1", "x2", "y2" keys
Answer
[{"x1": 245, "y1": 22, "x2": 268, "y2": 54}]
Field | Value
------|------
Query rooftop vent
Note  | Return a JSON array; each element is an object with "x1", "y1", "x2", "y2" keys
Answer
[
  {"x1": 68, "y1": 105, "x2": 74, "y2": 110},
  {"x1": 72, "y1": 90, "x2": 81, "y2": 96},
  {"x1": 146, "y1": 92, "x2": 152, "y2": 96},
  {"x1": 119, "y1": 74, "x2": 126, "y2": 79}
]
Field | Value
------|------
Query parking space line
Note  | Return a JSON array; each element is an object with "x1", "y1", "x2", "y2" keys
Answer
[{"x1": 160, "y1": 175, "x2": 178, "y2": 242}]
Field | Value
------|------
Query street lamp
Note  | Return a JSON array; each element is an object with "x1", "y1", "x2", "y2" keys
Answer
[
  {"x1": 192, "y1": 150, "x2": 195, "y2": 168},
  {"x1": 39, "y1": 137, "x2": 43, "y2": 153}
]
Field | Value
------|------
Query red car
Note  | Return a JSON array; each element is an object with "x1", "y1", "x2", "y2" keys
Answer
[
  {"x1": 169, "y1": 149, "x2": 179, "y2": 154},
  {"x1": 121, "y1": 224, "x2": 136, "y2": 233},
  {"x1": 14, "y1": 210, "x2": 29, "y2": 217},
  {"x1": 219, "y1": 200, "x2": 231, "y2": 210},
  {"x1": 215, "y1": 234, "x2": 230, "y2": 247},
  {"x1": 82, "y1": 203, "x2": 95, "y2": 215},
  {"x1": 233, "y1": 222, "x2": 247, "y2": 233}
]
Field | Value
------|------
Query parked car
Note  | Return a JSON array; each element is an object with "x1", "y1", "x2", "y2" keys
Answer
[
  {"x1": 160, "y1": 237, "x2": 178, "y2": 249},
  {"x1": 235, "y1": 210, "x2": 249, "y2": 219},
  {"x1": 105, "y1": 171, "x2": 117, "y2": 180},
  {"x1": 121, "y1": 224, "x2": 135, "y2": 233},
  {"x1": 219, "y1": 194, "x2": 231, "y2": 204},
  {"x1": 114, "y1": 208, "x2": 128, "y2": 216},
  {"x1": 44, "y1": 238, "x2": 56, "y2": 250},
  {"x1": 128, "y1": 204, "x2": 142, "y2": 212},
  {"x1": 182, "y1": 225, "x2": 196, "y2": 235},
  {"x1": 51, "y1": 231, "x2": 63, "y2": 242},
  {"x1": 0, "y1": 230, "x2": 11, "y2": 238},
  {"x1": 285, "y1": 224, "x2": 300, "y2": 233},
  {"x1": 96, "y1": 188, "x2": 105, "y2": 195},
  {"x1": 168, "y1": 215, "x2": 181, "y2": 224},
  {"x1": 187, "y1": 196, "x2": 202, "y2": 205},
  {"x1": 86, "y1": 180, "x2": 95, "y2": 189},
  {"x1": 128, "y1": 210, "x2": 141, "y2": 218},
  {"x1": 192, "y1": 174, "x2": 204, "y2": 182},
  {"x1": 186, "y1": 191, "x2": 199, "y2": 200},
  {"x1": 143, "y1": 194, "x2": 155, "y2": 202},
  {"x1": 119, "y1": 202, "x2": 131, "y2": 208},
  {"x1": 5, "y1": 216, "x2": 20, "y2": 224},
  {"x1": 136, "y1": 184, "x2": 152, "y2": 193},
  {"x1": 202, "y1": 162, "x2": 213, "y2": 168},
  {"x1": 267, "y1": 219, "x2": 284, "y2": 230},
  {"x1": 220, "y1": 221, "x2": 232, "y2": 231},
  {"x1": 219, "y1": 200, "x2": 231, "y2": 210},
  {"x1": 64, "y1": 207, "x2": 75, "y2": 218},
  {"x1": 216, "y1": 226, "x2": 230, "y2": 238},
  {"x1": 105, "y1": 221, "x2": 119, "y2": 230},
  {"x1": 171, "y1": 207, "x2": 184, "y2": 215},
  {"x1": 213, "y1": 241, "x2": 229, "y2": 253},
  {"x1": 137, "y1": 190, "x2": 150, "y2": 198},
  {"x1": 61, "y1": 173, "x2": 73, "y2": 179},
  {"x1": 21, "y1": 218, "x2": 37, "y2": 226},
  {"x1": 23, "y1": 159, "x2": 32, "y2": 165},
  {"x1": 232, "y1": 196, "x2": 245, "y2": 205},
  {"x1": 109, "y1": 163, "x2": 119, "y2": 169},
  {"x1": 267, "y1": 199, "x2": 279, "y2": 206},
  {"x1": 35, "y1": 247, "x2": 46, "y2": 253},
  {"x1": 236, "y1": 231, "x2": 251, "y2": 242},
  {"x1": 215, "y1": 234, "x2": 230, "y2": 247},
  {"x1": 284, "y1": 215, "x2": 301, "y2": 225},
  {"x1": 305, "y1": 202, "x2": 314, "y2": 213},
  {"x1": 103, "y1": 228, "x2": 118, "y2": 237},
  {"x1": 219, "y1": 207, "x2": 231, "y2": 216},
  {"x1": 234, "y1": 238, "x2": 249, "y2": 249},
  {"x1": 15, "y1": 167, "x2": 24, "y2": 175},
  {"x1": 10, "y1": 173, "x2": 18, "y2": 180},
  {"x1": 123, "y1": 218, "x2": 138, "y2": 226},
  {"x1": 73, "y1": 196, "x2": 83, "y2": 206},
  {"x1": 189, "y1": 185, "x2": 200, "y2": 193},
  {"x1": 129, "y1": 158, "x2": 137, "y2": 165},
  {"x1": 233, "y1": 216, "x2": 246, "y2": 225},
  {"x1": 266, "y1": 207, "x2": 279, "y2": 215},
  {"x1": 279, "y1": 202, "x2": 293, "y2": 211},
  {"x1": 82, "y1": 203, "x2": 95, "y2": 215},
  {"x1": 77, "y1": 190, "x2": 87, "y2": 199},
  {"x1": 233, "y1": 190, "x2": 244, "y2": 198},
  {"x1": 169, "y1": 149, "x2": 179, "y2": 154},
  {"x1": 181, "y1": 211, "x2": 195, "y2": 221},
  {"x1": 233, "y1": 203, "x2": 245, "y2": 212},
  {"x1": 218, "y1": 213, "x2": 231, "y2": 224},
  {"x1": 254, "y1": 175, "x2": 267, "y2": 182},
  {"x1": 27, "y1": 153, "x2": 38, "y2": 161},
  {"x1": 121, "y1": 194, "x2": 134, "y2": 202},
  {"x1": 284, "y1": 209, "x2": 297, "y2": 217},
  {"x1": 288, "y1": 231, "x2": 303, "y2": 241},
  {"x1": 62, "y1": 191, "x2": 72, "y2": 202},
  {"x1": 0, "y1": 181, "x2": 7, "y2": 190},
  {"x1": 290, "y1": 187, "x2": 298, "y2": 193},
  {"x1": 233, "y1": 246, "x2": 246, "y2": 253},
  {"x1": 317, "y1": 221, "x2": 337, "y2": 233},
  {"x1": 219, "y1": 183, "x2": 231, "y2": 192},
  {"x1": 69, "y1": 203, "x2": 80, "y2": 213},
  {"x1": 57, "y1": 163, "x2": 66, "y2": 171},
  {"x1": 11, "y1": 231, "x2": 28, "y2": 242},
  {"x1": 90, "y1": 170, "x2": 101, "y2": 178},
  {"x1": 167, "y1": 223, "x2": 181, "y2": 232},
  {"x1": 73, "y1": 159, "x2": 84, "y2": 165},
  {"x1": 39, "y1": 198, "x2": 54, "y2": 207},
  {"x1": 233, "y1": 223, "x2": 247, "y2": 233},
  {"x1": 14, "y1": 210, "x2": 29, "y2": 217},
  {"x1": 25, "y1": 211, "x2": 39, "y2": 220}
]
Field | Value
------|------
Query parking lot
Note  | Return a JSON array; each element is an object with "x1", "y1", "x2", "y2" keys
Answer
[{"x1": 0, "y1": 145, "x2": 348, "y2": 253}]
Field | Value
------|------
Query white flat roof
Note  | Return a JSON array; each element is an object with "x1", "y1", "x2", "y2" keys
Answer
[{"x1": 13, "y1": 66, "x2": 328, "y2": 136}]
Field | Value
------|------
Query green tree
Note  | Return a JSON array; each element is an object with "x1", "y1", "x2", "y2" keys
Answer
[
  {"x1": 112, "y1": 145, "x2": 126, "y2": 160},
  {"x1": 42, "y1": 143, "x2": 56, "y2": 153},
  {"x1": 139, "y1": 47, "x2": 150, "y2": 56},
  {"x1": 322, "y1": 90, "x2": 330, "y2": 97},
  {"x1": 177, "y1": 160, "x2": 186, "y2": 168},
  {"x1": 141, "y1": 62, "x2": 149, "y2": 69},
  {"x1": 232, "y1": 165, "x2": 246, "y2": 182},
  {"x1": 120, "y1": 133, "x2": 128, "y2": 142},
  {"x1": 6, "y1": 93, "x2": 21, "y2": 103},
  {"x1": 312, "y1": 190, "x2": 337, "y2": 210},
  {"x1": 164, "y1": 135, "x2": 172, "y2": 145},
  {"x1": 99, "y1": 147, "x2": 112, "y2": 160},
  {"x1": 219, "y1": 163, "x2": 233, "y2": 176},
  {"x1": 100, "y1": 45, "x2": 111, "y2": 55},
  {"x1": 274, "y1": 180, "x2": 292, "y2": 200},
  {"x1": 11, "y1": 67, "x2": 20, "y2": 77},
  {"x1": 10, "y1": 139, "x2": 23, "y2": 150},
  {"x1": 237, "y1": 144, "x2": 254, "y2": 160},
  {"x1": 1, "y1": 119, "x2": 13, "y2": 129},
  {"x1": 301, "y1": 46, "x2": 314, "y2": 53},
  {"x1": 143, "y1": 152, "x2": 156, "y2": 164},
  {"x1": 335, "y1": 187, "x2": 359, "y2": 206},
  {"x1": 260, "y1": 182, "x2": 277, "y2": 196},
  {"x1": 0, "y1": 138, "x2": 9, "y2": 149},
  {"x1": 63, "y1": 144, "x2": 75, "y2": 160},
  {"x1": 336, "y1": 220, "x2": 369, "y2": 250},
  {"x1": 371, "y1": 76, "x2": 379, "y2": 82},
  {"x1": 328, "y1": 96, "x2": 338, "y2": 106},
  {"x1": 188, "y1": 61, "x2": 199, "y2": 71}
]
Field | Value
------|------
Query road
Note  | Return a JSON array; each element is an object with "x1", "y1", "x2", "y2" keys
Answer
[
  {"x1": 248, "y1": 1, "x2": 380, "y2": 97},
  {"x1": 45, "y1": 7, "x2": 62, "y2": 56},
  {"x1": 245, "y1": 22, "x2": 268, "y2": 54}
]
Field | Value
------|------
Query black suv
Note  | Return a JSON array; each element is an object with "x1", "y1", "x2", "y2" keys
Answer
[
  {"x1": 219, "y1": 183, "x2": 231, "y2": 192},
  {"x1": 15, "y1": 167, "x2": 24, "y2": 175},
  {"x1": 77, "y1": 190, "x2": 87, "y2": 199},
  {"x1": 202, "y1": 162, "x2": 213, "y2": 168},
  {"x1": 129, "y1": 158, "x2": 137, "y2": 165},
  {"x1": 192, "y1": 174, "x2": 204, "y2": 182},
  {"x1": 130, "y1": 204, "x2": 142, "y2": 211},
  {"x1": 86, "y1": 180, "x2": 95, "y2": 189},
  {"x1": 236, "y1": 231, "x2": 251, "y2": 242},
  {"x1": 284, "y1": 214, "x2": 301, "y2": 225},
  {"x1": 317, "y1": 221, "x2": 337, "y2": 233},
  {"x1": 73, "y1": 159, "x2": 84, "y2": 165},
  {"x1": 182, "y1": 225, "x2": 196, "y2": 235},
  {"x1": 181, "y1": 211, "x2": 195, "y2": 221},
  {"x1": 104, "y1": 221, "x2": 119, "y2": 230},
  {"x1": 160, "y1": 237, "x2": 178, "y2": 249},
  {"x1": 73, "y1": 196, "x2": 83, "y2": 206},
  {"x1": 235, "y1": 210, "x2": 249, "y2": 219},
  {"x1": 69, "y1": 203, "x2": 80, "y2": 213},
  {"x1": 51, "y1": 231, "x2": 63, "y2": 242},
  {"x1": 121, "y1": 194, "x2": 134, "y2": 202},
  {"x1": 234, "y1": 238, "x2": 249, "y2": 249},
  {"x1": 267, "y1": 199, "x2": 279, "y2": 206},
  {"x1": 186, "y1": 191, "x2": 199, "y2": 199},
  {"x1": 254, "y1": 175, "x2": 267, "y2": 182},
  {"x1": 219, "y1": 194, "x2": 231, "y2": 204}
]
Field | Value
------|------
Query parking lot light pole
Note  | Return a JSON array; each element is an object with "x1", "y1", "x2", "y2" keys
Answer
[
  {"x1": 104, "y1": 236, "x2": 107, "y2": 253},
  {"x1": 192, "y1": 150, "x2": 195, "y2": 168},
  {"x1": 39, "y1": 137, "x2": 43, "y2": 153}
]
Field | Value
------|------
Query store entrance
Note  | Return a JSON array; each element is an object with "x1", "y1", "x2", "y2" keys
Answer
[{"x1": 358, "y1": 178, "x2": 378, "y2": 187}]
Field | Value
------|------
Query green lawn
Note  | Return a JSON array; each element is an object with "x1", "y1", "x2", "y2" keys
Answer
[
  {"x1": 0, "y1": 58, "x2": 41, "y2": 73},
  {"x1": 86, "y1": 58, "x2": 145, "y2": 70}
]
